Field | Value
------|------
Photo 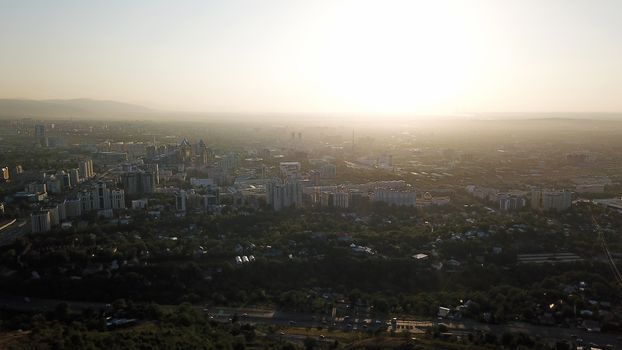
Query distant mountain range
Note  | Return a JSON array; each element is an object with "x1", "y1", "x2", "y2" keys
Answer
[
  {"x1": 0, "y1": 98, "x2": 621, "y2": 122},
  {"x1": 0, "y1": 98, "x2": 156, "y2": 120}
]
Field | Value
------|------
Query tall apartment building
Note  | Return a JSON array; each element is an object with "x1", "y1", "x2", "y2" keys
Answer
[
  {"x1": 12, "y1": 165, "x2": 23, "y2": 177},
  {"x1": 349, "y1": 190, "x2": 367, "y2": 208},
  {"x1": 121, "y1": 171, "x2": 156, "y2": 195},
  {"x1": 279, "y1": 162, "x2": 301, "y2": 177},
  {"x1": 498, "y1": 193, "x2": 527, "y2": 211},
  {"x1": 219, "y1": 153, "x2": 238, "y2": 171},
  {"x1": 1, "y1": 167, "x2": 10, "y2": 182},
  {"x1": 64, "y1": 198, "x2": 82, "y2": 218},
  {"x1": 44, "y1": 176, "x2": 62, "y2": 194},
  {"x1": 68, "y1": 168, "x2": 80, "y2": 187},
  {"x1": 34, "y1": 124, "x2": 47, "y2": 147},
  {"x1": 79, "y1": 182, "x2": 125, "y2": 212},
  {"x1": 142, "y1": 163, "x2": 160, "y2": 184},
  {"x1": 31, "y1": 211, "x2": 51, "y2": 233},
  {"x1": 175, "y1": 190, "x2": 187, "y2": 211},
  {"x1": 334, "y1": 191, "x2": 350, "y2": 208},
  {"x1": 266, "y1": 177, "x2": 303, "y2": 211},
  {"x1": 111, "y1": 189, "x2": 126, "y2": 209},
  {"x1": 531, "y1": 189, "x2": 572, "y2": 211},
  {"x1": 58, "y1": 171, "x2": 72, "y2": 190},
  {"x1": 319, "y1": 163, "x2": 337, "y2": 178},
  {"x1": 78, "y1": 159, "x2": 94, "y2": 180},
  {"x1": 309, "y1": 170, "x2": 321, "y2": 186},
  {"x1": 42, "y1": 204, "x2": 60, "y2": 226},
  {"x1": 372, "y1": 188, "x2": 417, "y2": 207},
  {"x1": 26, "y1": 182, "x2": 47, "y2": 194}
]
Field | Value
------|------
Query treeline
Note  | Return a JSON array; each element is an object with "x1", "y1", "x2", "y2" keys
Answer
[
  {"x1": 1, "y1": 302, "x2": 273, "y2": 350},
  {"x1": 1, "y1": 250, "x2": 619, "y2": 324}
]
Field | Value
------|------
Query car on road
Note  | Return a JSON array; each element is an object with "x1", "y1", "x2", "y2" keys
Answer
[{"x1": 288, "y1": 320, "x2": 296, "y2": 326}]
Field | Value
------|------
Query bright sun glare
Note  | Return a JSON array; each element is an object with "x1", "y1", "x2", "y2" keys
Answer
[{"x1": 306, "y1": 1, "x2": 486, "y2": 114}]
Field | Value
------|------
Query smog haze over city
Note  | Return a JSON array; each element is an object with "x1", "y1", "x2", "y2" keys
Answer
[{"x1": 1, "y1": 1, "x2": 622, "y2": 349}]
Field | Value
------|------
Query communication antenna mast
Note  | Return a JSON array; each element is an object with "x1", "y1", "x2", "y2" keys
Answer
[{"x1": 589, "y1": 205, "x2": 622, "y2": 289}]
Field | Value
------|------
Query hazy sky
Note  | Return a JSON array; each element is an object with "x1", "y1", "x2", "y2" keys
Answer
[{"x1": 1, "y1": 0, "x2": 621, "y2": 114}]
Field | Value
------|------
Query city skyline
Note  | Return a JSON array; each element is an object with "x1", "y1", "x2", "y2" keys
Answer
[{"x1": 3, "y1": 2, "x2": 622, "y2": 348}]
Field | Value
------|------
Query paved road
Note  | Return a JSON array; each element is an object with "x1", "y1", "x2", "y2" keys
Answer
[
  {"x1": 0, "y1": 294, "x2": 620, "y2": 347},
  {"x1": 447, "y1": 319, "x2": 622, "y2": 347},
  {"x1": 0, "y1": 220, "x2": 27, "y2": 247}
]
